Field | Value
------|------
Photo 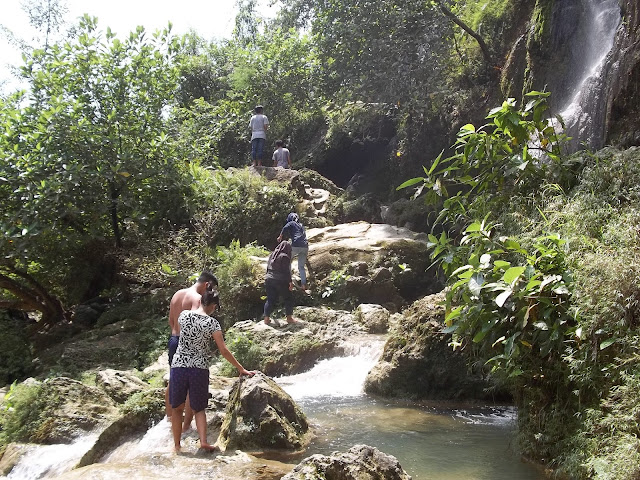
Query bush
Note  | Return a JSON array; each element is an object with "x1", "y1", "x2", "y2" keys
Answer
[
  {"x1": 217, "y1": 330, "x2": 266, "y2": 377},
  {"x1": 0, "y1": 381, "x2": 53, "y2": 448},
  {"x1": 213, "y1": 241, "x2": 268, "y2": 326},
  {"x1": 190, "y1": 166, "x2": 297, "y2": 248}
]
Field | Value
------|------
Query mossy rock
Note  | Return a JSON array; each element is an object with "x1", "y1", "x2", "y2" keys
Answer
[{"x1": 364, "y1": 292, "x2": 503, "y2": 401}]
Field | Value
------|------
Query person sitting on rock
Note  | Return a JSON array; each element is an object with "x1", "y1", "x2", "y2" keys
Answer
[
  {"x1": 272, "y1": 139, "x2": 291, "y2": 168},
  {"x1": 263, "y1": 240, "x2": 297, "y2": 325},
  {"x1": 277, "y1": 213, "x2": 310, "y2": 294},
  {"x1": 170, "y1": 290, "x2": 256, "y2": 452}
]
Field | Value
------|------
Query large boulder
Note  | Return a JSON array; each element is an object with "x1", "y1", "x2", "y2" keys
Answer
[
  {"x1": 8, "y1": 377, "x2": 120, "y2": 445},
  {"x1": 281, "y1": 444, "x2": 412, "y2": 480},
  {"x1": 354, "y1": 304, "x2": 390, "y2": 334},
  {"x1": 217, "y1": 372, "x2": 309, "y2": 451},
  {"x1": 306, "y1": 222, "x2": 442, "y2": 308},
  {"x1": 95, "y1": 369, "x2": 149, "y2": 403},
  {"x1": 364, "y1": 292, "x2": 498, "y2": 401}
]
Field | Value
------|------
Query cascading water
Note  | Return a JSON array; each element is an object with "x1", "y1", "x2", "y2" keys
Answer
[
  {"x1": 553, "y1": 0, "x2": 621, "y2": 150},
  {"x1": 275, "y1": 335, "x2": 545, "y2": 479}
]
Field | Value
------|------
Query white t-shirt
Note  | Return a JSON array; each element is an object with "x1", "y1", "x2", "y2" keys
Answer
[
  {"x1": 272, "y1": 147, "x2": 290, "y2": 168},
  {"x1": 249, "y1": 114, "x2": 269, "y2": 140},
  {"x1": 171, "y1": 311, "x2": 222, "y2": 369}
]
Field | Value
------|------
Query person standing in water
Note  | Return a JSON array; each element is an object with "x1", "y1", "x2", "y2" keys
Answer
[
  {"x1": 165, "y1": 272, "x2": 218, "y2": 427},
  {"x1": 170, "y1": 290, "x2": 256, "y2": 452},
  {"x1": 277, "y1": 213, "x2": 310, "y2": 293},
  {"x1": 249, "y1": 105, "x2": 269, "y2": 166},
  {"x1": 263, "y1": 240, "x2": 297, "y2": 325}
]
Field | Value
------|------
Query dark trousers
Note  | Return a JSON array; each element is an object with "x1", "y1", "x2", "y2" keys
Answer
[{"x1": 264, "y1": 278, "x2": 293, "y2": 317}]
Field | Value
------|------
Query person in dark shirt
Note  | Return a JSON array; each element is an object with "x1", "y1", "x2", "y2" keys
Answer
[
  {"x1": 277, "y1": 213, "x2": 310, "y2": 293},
  {"x1": 263, "y1": 240, "x2": 297, "y2": 325}
]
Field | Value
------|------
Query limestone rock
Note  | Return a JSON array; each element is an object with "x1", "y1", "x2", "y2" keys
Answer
[
  {"x1": 306, "y1": 222, "x2": 442, "y2": 308},
  {"x1": 354, "y1": 304, "x2": 390, "y2": 333},
  {"x1": 27, "y1": 377, "x2": 119, "y2": 444},
  {"x1": 95, "y1": 369, "x2": 149, "y2": 403},
  {"x1": 282, "y1": 444, "x2": 412, "y2": 480},
  {"x1": 364, "y1": 292, "x2": 498, "y2": 401},
  {"x1": 245, "y1": 165, "x2": 306, "y2": 196},
  {"x1": 217, "y1": 372, "x2": 309, "y2": 451}
]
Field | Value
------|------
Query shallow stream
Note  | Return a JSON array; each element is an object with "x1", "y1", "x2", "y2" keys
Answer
[{"x1": 274, "y1": 336, "x2": 545, "y2": 479}]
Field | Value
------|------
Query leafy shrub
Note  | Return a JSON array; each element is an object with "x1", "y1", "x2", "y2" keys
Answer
[
  {"x1": 0, "y1": 382, "x2": 52, "y2": 448},
  {"x1": 217, "y1": 330, "x2": 266, "y2": 377},
  {"x1": 213, "y1": 240, "x2": 268, "y2": 326},
  {"x1": 190, "y1": 166, "x2": 297, "y2": 248}
]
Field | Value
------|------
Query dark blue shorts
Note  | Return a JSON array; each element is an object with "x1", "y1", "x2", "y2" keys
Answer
[
  {"x1": 168, "y1": 335, "x2": 179, "y2": 366},
  {"x1": 169, "y1": 367, "x2": 209, "y2": 412}
]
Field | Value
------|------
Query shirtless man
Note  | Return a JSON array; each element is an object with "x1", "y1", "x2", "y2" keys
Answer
[{"x1": 165, "y1": 271, "x2": 218, "y2": 429}]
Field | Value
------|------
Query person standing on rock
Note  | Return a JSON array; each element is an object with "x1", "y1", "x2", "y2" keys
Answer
[
  {"x1": 277, "y1": 213, "x2": 310, "y2": 294},
  {"x1": 165, "y1": 271, "x2": 218, "y2": 426},
  {"x1": 170, "y1": 290, "x2": 256, "y2": 452},
  {"x1": 249, "y1": 105, "x2": 269, "y2": 166},
  {"x1": 263, "y1": 240, "x2": 297, "y2": 325},
  {"x1": 272, "y1": 139, "x2": 291, "y2": 168}
]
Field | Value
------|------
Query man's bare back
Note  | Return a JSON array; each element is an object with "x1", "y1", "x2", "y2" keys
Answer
[{"x1": 169, "y1": 286, "x2": 202, "y2": 335}]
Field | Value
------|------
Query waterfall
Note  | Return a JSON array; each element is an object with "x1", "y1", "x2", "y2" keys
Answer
[
  {"x1": 4, "y1": 434, "x2": 99, "y2": 480},
  {"x1": 554, "y1": 0, "x2": 621, "y2": 150},
  {"x1": 275, "y1": 336, "x2": 385, "y2": 400}
]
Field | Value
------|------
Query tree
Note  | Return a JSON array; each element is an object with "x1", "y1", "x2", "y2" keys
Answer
[{"x1": 0, "y1": 15, "x2": 184, "y2": 325}]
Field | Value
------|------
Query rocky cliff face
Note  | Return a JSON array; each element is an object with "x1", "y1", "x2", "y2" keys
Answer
[
  {"x1": 604, "y1": 0, "x2": 640, "y2": 147},
  {"x1": 502, "y1": 0, "x2": 639, "y2": 150}
]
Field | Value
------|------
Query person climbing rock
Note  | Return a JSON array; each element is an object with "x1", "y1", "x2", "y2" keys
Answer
[
  {"x1": 170, "y1": 290, "x2": 256, "y2": 452},
  {"x1": 263, "y1": 240, "x2": 297, "y2": 325},
  {"x1": 277, "y1": 213, "x2": 310, "y2": 294}
]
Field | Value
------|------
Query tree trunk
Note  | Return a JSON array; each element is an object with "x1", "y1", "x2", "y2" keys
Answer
[
  {"x1": 0, "y1": 266, "x2": 68, "y2": 327},
  {"x1": 435, "y1": 0, "x2": 493, "y2": 67}
]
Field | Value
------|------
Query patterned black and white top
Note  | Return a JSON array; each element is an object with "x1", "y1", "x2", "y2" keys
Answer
[{"x1": 171, "y1": 311, "x2": 222, "y2": 369}]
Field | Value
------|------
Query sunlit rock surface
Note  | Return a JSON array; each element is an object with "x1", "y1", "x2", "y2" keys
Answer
[{"x1": 281, "y1": 444, "x2": 412, "y2": 480}]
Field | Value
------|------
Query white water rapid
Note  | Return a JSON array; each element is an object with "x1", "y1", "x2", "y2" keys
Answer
[{"x1": 275, "y1": 335, "x2": 386, "y2": 400}]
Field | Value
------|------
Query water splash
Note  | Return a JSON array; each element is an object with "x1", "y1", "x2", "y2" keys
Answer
[
  {"x1": 5, "y1": 434, "x2": 99, "y2": 480},
  {"x1": 275, "y1": 336, "x2": 385, "y2": 400}
]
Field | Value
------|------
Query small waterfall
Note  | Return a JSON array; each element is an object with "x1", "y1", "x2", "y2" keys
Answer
[
  {"x1": 4, "y1": 434, "x2": 99, "y2": 480},
  {"x1": 555, "y1": 0, "x2": 621, "y2": 150},
  {"x1": 275, "y1": 336, "x2": 385, "y2": 400}
]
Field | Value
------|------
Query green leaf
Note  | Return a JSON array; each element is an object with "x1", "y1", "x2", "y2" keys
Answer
[
  {"x1": 503, "y1": 266, "x2": 526, "y2": 285},
  {"x1": 599, "y1": 338, "x2": 617, "y2": 350},
  {"x1": 396, "y1": 177, "x2": 424, "y2": 190}
]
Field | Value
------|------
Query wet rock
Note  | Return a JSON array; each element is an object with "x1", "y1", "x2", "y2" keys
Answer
[
  {"x1": 0, "y1": 443, "x2": 34, "y2": 476},
  {"x1": 226, "y1": 310, "x2": 366, "y2": 376},
  {"x1": 95, "y1": 369, "x2": 149, "y2": 403},
  {"x1": 364, "y1": 292, "x2": 498, "y2": 401},
  {"x1": 354, "y1": 304, "x2": 390, "y2": 334},
  {"x1": 76, "y1": 388, "x2": 165, "y2": 467},
  {"x1": 217, "y1": 372, "x2": 309, "y2": 451},
  {"x1": 24, "y1": 377, "x2": 119, "y2": 444},
  {"x1": 281, "y1": 444, "x2": 412, "y2": 480}
]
